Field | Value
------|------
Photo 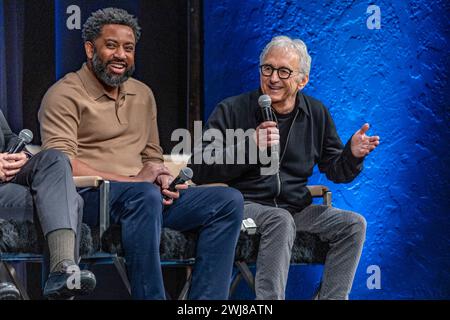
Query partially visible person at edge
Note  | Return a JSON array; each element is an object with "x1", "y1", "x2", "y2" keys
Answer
[{"x1": 0, "y1": 110, "x2": 96, "y2": 300}]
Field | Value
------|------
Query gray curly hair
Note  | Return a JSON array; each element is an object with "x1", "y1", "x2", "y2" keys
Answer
[
  {"x1": 260, "y1": 36, "x2": 312, "y2": 79},
  {"x1": 82, "y1": 7, "x2": 141, "y2": 43}
]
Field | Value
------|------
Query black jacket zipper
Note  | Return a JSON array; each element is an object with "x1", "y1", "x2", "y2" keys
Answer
[{"x1": 271, "y1": 108, "x2": 300, "y2": 207}]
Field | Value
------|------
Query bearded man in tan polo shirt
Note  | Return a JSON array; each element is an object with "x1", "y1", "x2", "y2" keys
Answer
[{"x1": 39, "y1": 7, "x2": 243, "y2": 300}]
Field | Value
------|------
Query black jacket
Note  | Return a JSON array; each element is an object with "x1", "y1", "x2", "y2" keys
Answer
[
  {"x1": 189, "y1": 89, "x2": 363, "y2": 213},
  {"x1": 0, "y1": 111, "x2": 18, "y2": 153}
]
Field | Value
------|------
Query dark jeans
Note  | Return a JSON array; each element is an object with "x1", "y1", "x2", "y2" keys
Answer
[{"x1": 79, "y1": 182, "x2": 243, "y2": 300}]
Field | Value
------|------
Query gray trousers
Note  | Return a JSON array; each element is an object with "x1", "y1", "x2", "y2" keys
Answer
[
  {"x1": 0, "y1": 149, "x2": 83, "y2": 254},
  {"x1": 244, "y1": 201, "x2": 366, "y2": 300}
]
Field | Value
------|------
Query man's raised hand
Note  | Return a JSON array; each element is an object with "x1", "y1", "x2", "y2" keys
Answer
[{"x1": 351, "y1": 123, "x2": 380, "y2": 158}]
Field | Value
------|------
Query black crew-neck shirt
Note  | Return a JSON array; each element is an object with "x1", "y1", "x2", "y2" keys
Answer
[{"x1": 274, "y1": 108, "x2": 297, "y2": 155}]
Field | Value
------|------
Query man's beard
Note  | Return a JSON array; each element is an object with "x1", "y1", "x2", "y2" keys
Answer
[{"x1": 91, "y1": 51, "x2": 135, "y2": 88}]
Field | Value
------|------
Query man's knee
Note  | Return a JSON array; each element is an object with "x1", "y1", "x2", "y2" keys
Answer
[
  {"x1": 200, "y1": 187, "x2": 244, "y2": 228},
  {"x1": 341, "y1": 210, "x2": 367, "y2": 241},
  {"x1": 263, "y1": 208, "x2": 296, "y2": 240},
  {"x1": 223, "y1": 187, "x2": 244, "y2": 210},
  {"x1": 222, "y1": 187, "x2": 244, "y2": 222},
  {"x1": 34, "y1": 149, "x2": 72, "y2": 173},
  {"x1": 37, "y1": 149, "x2": 70, "y2": 164},
  {"x1": 124, "y1": 182, "x2": 163, "y2": 212},
  {"x1": 208, "y1": 187, "x2": 244, "y2": 221}
]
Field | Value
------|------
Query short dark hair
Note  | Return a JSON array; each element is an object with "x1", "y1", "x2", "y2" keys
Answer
[{"x1": 82, "y1": 7, "x2": 141, "y2": 43}]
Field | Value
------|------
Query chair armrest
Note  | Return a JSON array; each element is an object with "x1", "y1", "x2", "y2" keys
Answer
[
  {"x1": 163, "y1": 155, "x2": 229, "y2": 187},
  {"x1": 307, "y1": 185, "x2": 329, "y2": 197},
  {"x1": 307, "y1": 185, "x2": 332, "y2": 206},
  {"x1": 73, "y1": 176, "x2": 104, "y2": 188},
  {"x1": 73, "y1": 176, "x2": 111, "y2": 243},
  {"x1": 203, "y1": 183, "x2": 228, "y2": 187},
  {"x1": 190, "y1": 182, "x2": 229, "y2": 187}
]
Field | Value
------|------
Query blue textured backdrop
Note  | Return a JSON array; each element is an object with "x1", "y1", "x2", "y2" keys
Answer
[{"x1": 204, "y1": 0, "x2": 450, "y2": 299}]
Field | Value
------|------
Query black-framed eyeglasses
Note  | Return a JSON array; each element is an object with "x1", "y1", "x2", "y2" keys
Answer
[{"x1": 259, "y1": 64, "x2": 299, "y2": 79}]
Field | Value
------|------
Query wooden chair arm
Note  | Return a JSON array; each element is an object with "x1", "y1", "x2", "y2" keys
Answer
[
  {"x1": 307, "y1": 185, "x2": 332, "y2": 206},
  {"x1": 306, "y1": 185, "x2": 329, "y2": 197},
  {"x1": 73, "y1": 176, "x2": 110, "y2": 241},
  {"x1": 199, "y1": 183, "x2": 228, "y2": 187},
  {"x1": 73, "y1": 176, "x2": 104, "y2": 188}
]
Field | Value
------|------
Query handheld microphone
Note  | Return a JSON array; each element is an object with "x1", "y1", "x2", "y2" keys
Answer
[
  {"x1": 258, "y1": 94, "x2": 274, "y2": 122},
  {"x1": 257, "y1": 95, "x2": 279, "y2": 174},
  {"x1": 163, "y1": 167, "x2": 193, "y2": 200},
  {"x1": 7, "y1": 129, "x2": 33, "y2": 154}
]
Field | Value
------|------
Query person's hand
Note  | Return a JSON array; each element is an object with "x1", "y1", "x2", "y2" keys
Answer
[
  {"x1": 133, "y1": 163, "x2": 171, "y2": 183},
  {"x1": 155, "y1": 174, "x2": 188, "y2": 206},
  {"x1": 253, "y1": 121, "x2": 279, "y2": 151},
  {"x1": 0, "y1": 152, "x2": 28, "y2": 182},
  {"x1": 351, "y1": 123, "x2": 380, "y2": 158},
  {"x1": 0, "y1": 153, "x2": 8, "y2": 182}
]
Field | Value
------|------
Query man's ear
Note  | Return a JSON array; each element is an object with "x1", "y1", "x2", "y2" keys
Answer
[
  {"x1": 298, "y1": 74, "x2": 309, "y2": 90},
  {"x1": 84, "y1": 41, "x2": 94, "y2": 60}
]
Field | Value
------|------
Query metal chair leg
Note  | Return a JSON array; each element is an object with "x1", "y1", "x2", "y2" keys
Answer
[
  {"x1": 178, "y1": 266, "x2": 192, "y2": 300},
  {"x1": 99, "y1": 180, "x2": 110, "y2": 241},
  {"x1": 229, "y1": 272, "x2": 243, "y2": 297},
  {"x1": 323, "y1": 191, "x2": 332, "y2": 206},
  {"x1": 112, "y1": 256, "x2": 131, "y2": 296},
  {"x1": 234, "y1": 261, "x2": 255, "y2": 292},
  {"x1": 0, "y1": 262, "x2": 29, "y2": 300}
]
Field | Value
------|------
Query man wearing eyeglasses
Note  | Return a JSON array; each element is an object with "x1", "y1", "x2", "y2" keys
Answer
[{"x1": 190, "y1": 36, "x2": 380, "y2": 300}]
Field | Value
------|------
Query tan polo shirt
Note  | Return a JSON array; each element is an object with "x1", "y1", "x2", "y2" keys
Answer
[{"x1": 39, "y1": 63, "x2": 164, "y2": 176}]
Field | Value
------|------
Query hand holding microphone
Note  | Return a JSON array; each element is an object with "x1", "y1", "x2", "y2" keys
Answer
[
  {"x1": 254, "y1": 95, "x2": 279, "y2": 150},
  {"x1": 254, "y1": 122, "x2": 280, "y2": 150},
  {"x1": 255, "y1": 95, "x2": 280, "y2": 175},
  {"x1": 8, "y1": 129, "x2": 33, "y2": 154},
  {"x1": 160, "y1": 167, "x2": 193, "y2": 205},
  {"x1": 1, "y1": 129, "x2": 33, "y2": 182}
]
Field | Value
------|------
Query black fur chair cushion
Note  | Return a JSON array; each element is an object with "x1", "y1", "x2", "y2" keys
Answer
[{"x1": 0, "y1": 219, "x2": 328, "y2": 263}]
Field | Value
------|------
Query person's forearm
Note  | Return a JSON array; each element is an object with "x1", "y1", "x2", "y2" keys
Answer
[
  {"x1": 71, "y1": 158, "x2": 136, "y2": 182},
  {"x1": 319, "y1": 139, "x2": 363, "y2": 183}
]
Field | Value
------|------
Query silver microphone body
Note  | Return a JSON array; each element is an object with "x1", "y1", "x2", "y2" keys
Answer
[
  {"x1": 258, "y1": 95, "x2": 274, "y2": 122},
  {"x1": 8, "y1": 129, "x2": 33, "y2": 154},
  {"x1": 258, "y1": 95, "x2": 279, "y2": 174},
  {"x1": 163, "y1": 167, "x2": 193, "y2": 201}
]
